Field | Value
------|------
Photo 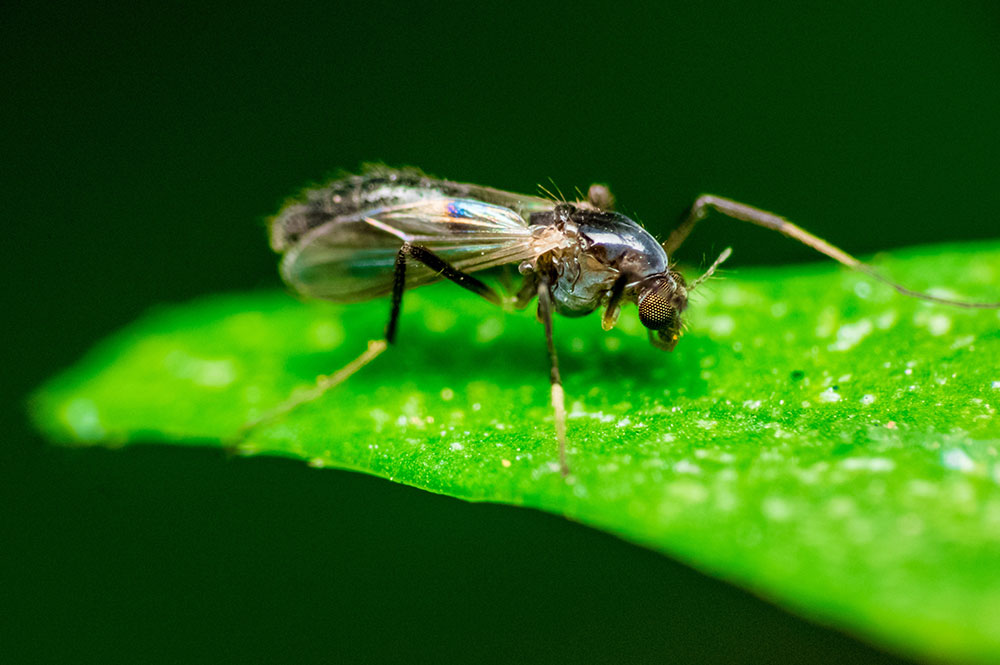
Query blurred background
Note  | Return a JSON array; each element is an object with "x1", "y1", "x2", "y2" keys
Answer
[{"x1": 4, "y1": 1, "x2": 998, "y2": 662}]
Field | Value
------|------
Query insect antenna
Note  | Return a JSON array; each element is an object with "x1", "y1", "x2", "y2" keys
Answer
[{"x1": 689, "y1": 247, "x2": 733, "y2": 292}]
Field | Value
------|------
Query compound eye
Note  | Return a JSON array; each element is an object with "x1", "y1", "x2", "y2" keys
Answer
[{"x1": 638, "y1": 283, "x2": 676, "y2": 330}]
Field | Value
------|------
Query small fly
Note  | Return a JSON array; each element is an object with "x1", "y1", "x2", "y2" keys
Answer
[{"x1": 250, "y1": 165, "x2": 999, "y2": 475}]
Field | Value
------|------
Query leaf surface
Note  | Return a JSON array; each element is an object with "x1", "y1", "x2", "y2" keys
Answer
[{"x1": 31, "y1": 241, "x2": 1000, "y2": 663}]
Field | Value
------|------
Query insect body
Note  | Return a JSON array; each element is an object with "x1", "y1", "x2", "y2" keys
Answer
[{"x1": 261, "y1": 166, "x2": 999, "y2": 475}]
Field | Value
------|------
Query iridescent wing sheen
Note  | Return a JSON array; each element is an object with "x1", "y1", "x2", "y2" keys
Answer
[
  {"x1": 279, "y1": 198, "x2": 562, "y2": 303},
  {"x1": 431, "y1": 181, "x2": 556, "y2": 219},
  {"x1": 268, "y1": 168, "x2": 558, "y2": 252}
]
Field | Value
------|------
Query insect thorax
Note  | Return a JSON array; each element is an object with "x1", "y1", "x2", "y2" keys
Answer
[{"x1": 529, "y1": 205, "x2": 670, "y2": 318}]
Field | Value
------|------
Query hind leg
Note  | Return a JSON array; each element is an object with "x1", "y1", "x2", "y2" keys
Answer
[{"x1": 237, "y1": 243, "x2": 503, "y2": 440}]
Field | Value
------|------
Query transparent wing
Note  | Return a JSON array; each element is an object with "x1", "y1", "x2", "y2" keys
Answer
[
  {"x1": 434, "y1": 180, "x2": 556, "y2": 219},
  {"x1": 280, "y1": 198, "x2": 562, "y2": 302},
  {"x1": 269, "y1": 166, "x2": 559, "y2": 252}
]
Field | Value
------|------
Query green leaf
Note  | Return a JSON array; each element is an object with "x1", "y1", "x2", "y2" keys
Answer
[{"x1": 31, "y1": 241, "x2": 1000, "y2": 663}]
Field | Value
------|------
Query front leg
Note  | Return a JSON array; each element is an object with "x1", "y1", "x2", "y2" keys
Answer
[
  {"x1": 662, "y1": 194, "x2": 858, "y2": 266},
  {"x1": 537, "y1": 276, "x2": 569, "y2": 476},
  {"x1": 663, "y1": 195, "x2": 1000, "y2": 308}
]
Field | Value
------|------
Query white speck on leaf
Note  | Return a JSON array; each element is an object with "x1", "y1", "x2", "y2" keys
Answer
[
  {"x1": 668, "y1": 480, "x2": 709, "y2": 503},
  {"x1": 819, "y1": 388, "x2": 841, "y2": 403},
  {"x1": 841, "y1": 457, "x2": 895, "y2": 472},
  {"x1": 673, "y1": 459, "x2": 701, "y2": 475},
  {"x1": 876, "y1": 309, "x2": 898, "y2": 330},
  {"x1": 829, "y1": 319, "x2": 873, "y2": 352},
  {"x1": 942, "y1": 449, "x2": 975, "y2": 473},
  {"x1": 926, "y1": 313, "x2": 952, "y2": 336},
  {"x1": 164, "y1": 350, "x2": 236, "y2": 387},
  {"x1": 707, "y1": 314, "x2": 735, "y2": 337},
  {"x1": 762, "y1": 497, "x2": 793, "y2": 521},
  {"x1": 951, "y1": 335, "x2": 975, "y2": 350}
]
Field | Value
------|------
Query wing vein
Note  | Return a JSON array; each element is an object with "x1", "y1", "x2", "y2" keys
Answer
[{"x1": 280, "y1": 197, "x2": 553, "y2": 303}]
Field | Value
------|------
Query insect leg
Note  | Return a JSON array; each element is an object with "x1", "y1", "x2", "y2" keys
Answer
[
  {"x1": 587, "y1": 183, "x2": 616, "y2": 211},
  {"x1": 664, "y1": 195, "x2": 1000, "y2": 308},
  {"x1": 238, "y1": 243, "x2": 502, "y2": 441},
  {"x1": 385, "y1": 242, "x2": 503, "y2": 344},
  {"x1": 601, "y1": 274, "x2": 629, "y2": 331},
  {"x1": 537, "y1": 277, "x2": 569, "y2": 476},
  {"x1": 236, "y1": 339, "x2": 388, "y2": 441},
  {"x1": 513, "y1": 271, "x2": 540, "y2": 310}
]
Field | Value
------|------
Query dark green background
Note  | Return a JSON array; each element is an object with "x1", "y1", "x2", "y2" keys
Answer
[{"x1": 4, "y1": 2, "x2": 998, "y2": 662}]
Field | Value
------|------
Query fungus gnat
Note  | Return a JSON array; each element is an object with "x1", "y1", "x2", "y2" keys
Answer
[{"x1": 248, "y1": 166, "x2": 1000, "y2": 475}]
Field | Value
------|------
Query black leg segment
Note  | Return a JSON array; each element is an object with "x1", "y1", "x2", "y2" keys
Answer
[{"x1": 385, "y1": 242, "x2": 504, "y2": 344}]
